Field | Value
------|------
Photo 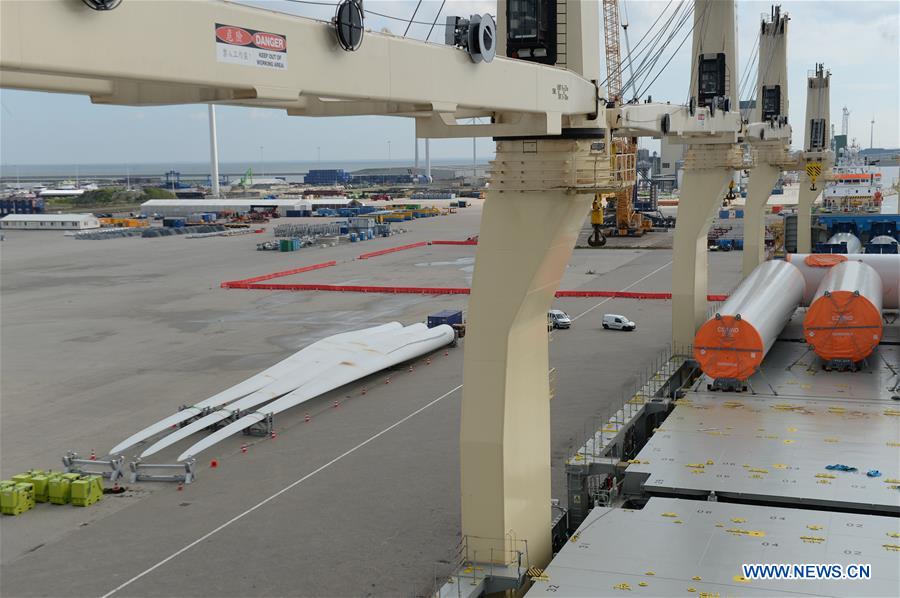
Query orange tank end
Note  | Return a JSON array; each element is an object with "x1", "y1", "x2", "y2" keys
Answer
[
  {"x1": 803, "y1": 290, "x2": 883, "y2": 362},
  {"x1": 803, "y1": 254, "x2": 848, "y2": 268},
  {"x1": 693, "y1": 315, "x2": 765, "y2": 381}
]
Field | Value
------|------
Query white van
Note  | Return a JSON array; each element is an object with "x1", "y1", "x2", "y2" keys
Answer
[
  {"x1": 602, "y1": 314, "x2": 635, "y2": 331},
  {"x1": 548, "y1": 309, "x2": 572, "y2": 329}
]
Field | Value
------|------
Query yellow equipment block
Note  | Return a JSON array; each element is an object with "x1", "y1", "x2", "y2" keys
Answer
[
  {"x1": 1, "y1": 483, "x2": 35, "y2": 516},
  {"x1": 70, "y1": 475, "x2": 103, "y2": 507}
]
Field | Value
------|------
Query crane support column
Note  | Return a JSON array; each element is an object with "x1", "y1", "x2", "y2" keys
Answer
[
  {"x1": 461, "y1": 138, "x2": 612, "y2": 567},
  {"x1": 796, "y1": 63, "x2": 833, "y2": 253},
  {"x1": 670, "y1": 0, "x2": 742, "y2": 347},
  {"x1": 796, "y1": 179, "x2": 821, "y2": 253},
  {"x1": 743, "y1": 6, "x2": 791, "y2": 276},
  {"x1": 742, "y1": 164, "x2": 780, "y2": 276},
  {"x1": 672, "y1": 146, "x2": 742, "y2": 347}
]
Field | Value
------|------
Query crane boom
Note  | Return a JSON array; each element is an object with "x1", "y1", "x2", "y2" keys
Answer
[{"x1": 602, "y1": 0, "x2": 623, "y2": 102}]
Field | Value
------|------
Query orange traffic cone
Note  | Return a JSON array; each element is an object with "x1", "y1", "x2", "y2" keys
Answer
[
  {"x1": 90, "y1": 449, "x2": 96, "y2": 461},
  {"x1": 177, "y1": 482, "x2": 184, "y2": 491},
  {"x1": 385, "y1": 378, "x2": 391, "y2": 384},
  {"x1": 333, "y1": 400, "x2": 340, "y2": 409},
  {"x1": 362, "y1": 387, "x2": 367, "y2": 395},
  {"x1": 271, "y1": 430, "x2": 277, "y2": 439},
  {"x1": 241, "y1": 444, "x2": 248, "y2": 454},
  {"x1": 304, "y1": 413, "x2": 311, "y2": 423},
  {"x1": 210, "y1": 459, "x2": 218, "y2": 468}
]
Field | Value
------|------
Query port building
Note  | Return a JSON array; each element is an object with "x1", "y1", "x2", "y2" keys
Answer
[{"x1": 0, "y1": 213, "x2": 100, "y2": 230}]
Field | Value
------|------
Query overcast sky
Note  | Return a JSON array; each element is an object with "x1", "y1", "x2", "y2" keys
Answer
[{"x1": 0, "y1": 0, "x2": 897, "y2": 167}]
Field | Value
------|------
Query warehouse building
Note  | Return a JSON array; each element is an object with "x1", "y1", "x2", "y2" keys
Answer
[{"x1": 0, "y1": 213, "x2": 100, "y2": 230}]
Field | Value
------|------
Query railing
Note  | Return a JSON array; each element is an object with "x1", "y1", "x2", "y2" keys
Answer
[{"x1": 431, "y1": 535, "x2": 529, "y2": 598}]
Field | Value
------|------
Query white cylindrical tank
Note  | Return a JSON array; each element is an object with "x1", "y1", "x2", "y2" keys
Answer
[
  {"x1": 785, "y1": 254, "x2": 899, "y2": 309},
  {"x1": 824, "y1": 232, "x2": 862, "y2": 254},
  {"x1": 869, "y1": 235, "x2": 898, "y2": 247},
  {"x1": 694, "y1": 260, "x2": 805, "y2": 381},
  {"x1": 803, "y1": 261, "x2": 883, "y2": 363}
]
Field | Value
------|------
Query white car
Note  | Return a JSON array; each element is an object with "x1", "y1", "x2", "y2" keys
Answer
[
  {"x1": 602, "y1": 313, "x2": 635, "y2": 331},
  {"x1": 548, "y1": 309, "x2": 572, "y2": 329}
]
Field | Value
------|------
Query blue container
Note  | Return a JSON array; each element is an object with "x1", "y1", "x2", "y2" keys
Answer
[
  {"x1": 292, "y1": 239, "x2": 300, "y2": 250},
  {"x1": 428, "y1": 310, "x2": 463, "y2": 328},
  {"x1": 733, "y1": 239, "x2": 744, "y2": 250},
  {"x1": 734, "y1": 209, "x2": 744, "y2": 218},
  {"x1": 717, "y1": 239, "x2": 733, "y2": 250},
  {"x1": 350, "y1": 232, "x2": 358, "y2": 242},
  {"x1": 719, "y1": 210, "x2": 730, "y2": 219}
]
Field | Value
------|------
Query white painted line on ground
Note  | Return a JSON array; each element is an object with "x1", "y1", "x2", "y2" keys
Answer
[
  {"x1": 571, "y1": 260, "x2": 673, "y2": 321},
  {"x1": 100, "y1": 384, "x2": 464, "y2": 598}
]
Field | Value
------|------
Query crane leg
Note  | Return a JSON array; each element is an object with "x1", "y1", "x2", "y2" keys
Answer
[
  {"x1": 742, "y1": 164, "x2": 781, "y2": 277},
  {"x1": 672, "y1": 147, "x2": 739, "y2": 348},
  {"x1": 796, "y1": 175, "x2": 822, "y2": 253},
  {"x1": 461, "y1": 139, "x2": 594, "y2": 567}
]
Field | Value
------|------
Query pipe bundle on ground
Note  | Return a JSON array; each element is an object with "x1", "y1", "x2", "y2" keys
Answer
[
  {"x1": 693, "y1": 260, "x2": 804, "y2": 381},
  {"x1": 803, "y1": 260, "x2": 883, "y2": 363}
]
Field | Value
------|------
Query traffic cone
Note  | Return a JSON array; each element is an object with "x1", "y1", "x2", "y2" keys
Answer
[
  {"x1": 385, "y1": 378, "x2": 391, "y2": 384},
  {"x1": 304, "y1": 413, "x2": 311, "y2": 423},
  {"x1": 444, "y1": 350, "x2": 449, "y2": 356},
  {"x1": 426, "y1": 358, "x2": 431, "y2": 365},
  {"x1": 333, "y1": 400, "x2": 340, "y2": 409},
  {"x1": 210, "y1": 459, "x2": 218, "y2": 468},
  {"x1": 271, "y1": 430, "x2": 277, "y2": 439},
  {"x1": 362, "y1": 387, "x2": 367, "y2": 395},
  {"x1": 177, "y1": 482, "x2": 184, "y2": 491},
  {"x1": 241, "y1": 444, "x2": 248, "y2": 454},
  {"x1": 90, "y1": 449, "x2": 96, "y2": 461},
  {"x1": 408, "y1": 365, "x2": 414, "y2": 372}
]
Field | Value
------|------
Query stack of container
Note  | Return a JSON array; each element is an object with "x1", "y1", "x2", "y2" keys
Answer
[{"x1": 278, "y1": 238, "x2": 302, "y2": 252}]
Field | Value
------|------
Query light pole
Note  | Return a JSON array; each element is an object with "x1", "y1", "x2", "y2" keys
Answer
[{"x1": 259, "y1": 145, "x2": 265, "y2": 177}]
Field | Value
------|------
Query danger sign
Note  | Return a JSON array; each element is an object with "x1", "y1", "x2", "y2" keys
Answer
[{"x1": 215, "y1": 23, "x2": 287, "y2": 70}]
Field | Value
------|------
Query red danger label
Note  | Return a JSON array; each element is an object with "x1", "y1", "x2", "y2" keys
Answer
[
  {"x1": 253, "y1": 32, "x2": 286, "y2": 52},
  {"x1": 215, "y1": 23, "x2": 286, "y2": 53}
]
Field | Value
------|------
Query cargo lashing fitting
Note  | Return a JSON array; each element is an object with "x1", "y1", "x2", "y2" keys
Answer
[
  {"x1": 63, "y1": 451, "x2": 125, "y2": 483},
  {"x1": 129, "y1": 458, "x2": 196, "y2": 484},
  {"x1": 243, "y1": 413, "x2": 275, "y2": 437}
]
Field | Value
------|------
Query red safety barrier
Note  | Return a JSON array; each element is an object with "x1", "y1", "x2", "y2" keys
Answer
[
  {"x1": 220, "y1": 260, "x2": 337, "y2": 288},
  {"x1": 225, "y1": 282, "x2": 728, "y2": 301},
  {"x1": 357, "y1": 241, "x2": 428, "y2": 260},
  {"x1": 220, "y1": 241, "x2": 729, "y2": 301}
]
